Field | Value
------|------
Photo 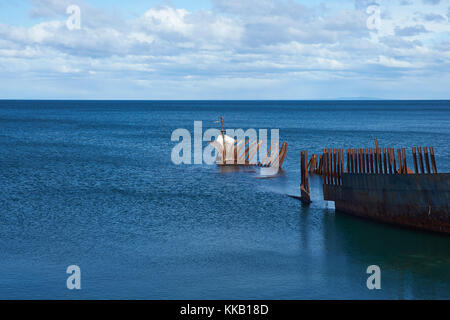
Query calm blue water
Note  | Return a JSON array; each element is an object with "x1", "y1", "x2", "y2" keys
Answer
[{"x1": 0, "y1": 100, "x2": 449, "y2": 299}]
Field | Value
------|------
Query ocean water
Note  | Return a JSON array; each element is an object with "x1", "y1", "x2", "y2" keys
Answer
[{"x1": 0, "y1": 100, "x2": 449, "y2": 299}]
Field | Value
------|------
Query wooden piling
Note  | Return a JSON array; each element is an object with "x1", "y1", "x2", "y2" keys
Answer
[{"x1": 383, "y1": 148, "x2": 387, "y2": 174}]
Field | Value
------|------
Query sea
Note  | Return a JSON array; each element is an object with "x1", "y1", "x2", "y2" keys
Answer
[{"x1": 0, "y1": 100, "x2": 449, "y2": 299}]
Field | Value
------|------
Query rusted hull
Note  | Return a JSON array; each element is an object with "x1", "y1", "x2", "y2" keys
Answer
[
  {"x1": 323, "y1": 173, "x2": 450, "y2": 234},
  {"x1": 218, "y1": 142, "x2": 288, "y2": 169}
]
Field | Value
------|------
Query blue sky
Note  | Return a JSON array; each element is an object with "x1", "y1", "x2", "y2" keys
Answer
[{"x1": 0, "y1": 0, "x2": 449, "y2": 99}]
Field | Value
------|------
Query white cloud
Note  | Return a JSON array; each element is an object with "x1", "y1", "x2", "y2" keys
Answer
[
  {"x1": 0, "y1": 0, "x2": 448, "y2": 99},
  {"x1": 377, "y1": 55, "x2": 414, "y2": 67}
]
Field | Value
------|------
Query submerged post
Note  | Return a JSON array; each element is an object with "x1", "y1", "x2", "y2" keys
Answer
[{"x1": 300, "y1": 151, "x2": 311, "y2": 204}]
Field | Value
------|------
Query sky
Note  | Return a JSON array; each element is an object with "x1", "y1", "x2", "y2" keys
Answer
[{"x1": 0, "y1": 0, "x2": 449, "y2": 99}]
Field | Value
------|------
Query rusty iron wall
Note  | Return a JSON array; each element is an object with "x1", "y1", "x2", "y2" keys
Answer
[{"x1": 323, "y1": 173, "x2": 450, "y2": 234}]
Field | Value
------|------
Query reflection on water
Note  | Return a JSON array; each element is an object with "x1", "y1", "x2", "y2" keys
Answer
[{"x1": 218, "y1": 165, "x2": 257, "y2": 174}]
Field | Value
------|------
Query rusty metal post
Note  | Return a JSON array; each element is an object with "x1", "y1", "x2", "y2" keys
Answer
[
  {"x1": 397, "y1": 149, "x2": 403, "y2": 174},
  {"x1": 337, "y1": 149, "x2": 341, "y2": 184},
  {"x1": 357, "y1": 149, "x2": 361, "y2": 174},
  {"x1": 374, "y1": 148, "x2": 379, "y2": 174},
  {"x1": 319, "y1": 154, "x2": 323, "y2": 175},
  {"x1": 329, "y1": 149, "x2": 333, "y2": 184},
  {"x1": 412, "y1": 147, "x2": 419, "y2": 174},
  {"x1": 305, "y1": 151, "x2": 309, "y2": 191},
  {"x1": 349, "y1": 149, "x2": 353, "y2": 173},
  {"x1": 307, "y1": 156, "x2": 312, "y2": 174},
  {"x1": 300, "y1": 151, "x2": 311, "y2": 204},
  {"x1": 386, "y1": 148, "x2": 390, "y2": 174},
  {"x1": 327, "y1": 149, "x2": 332, "y2": 184},
  {"x1": 333, "y1": 149, "x2": 337, "y2": 184},
  {"x1": 366, "y1": 148, "x2": 369, "y2": 173},
  {"x1": 327, "y1": 149, "x2": 331, "y2": 184},
  {"x1": 418, "y1": 146, "x2": 424, "y2": 174},
  {"x1": 317, "y1": 155, "x2": 320, "y2": 174},
  {"x1": 402, "y1": 148, "x2": 407, "y2": 174},
  {"x1": 378, "y1": 148, "x2": 383, "y2": 174},
  {"x1": 346, "y1": 149, "x2": 350, "y2": 173},
  {"x1": 430, "y1": 147, "x2": 438, "y2": 174},
  {"x1": 383, "y1": 148, "x2": 387, "y2": 174},
  {"x1": 340, "y1": 149, "x2": 344, "y2": 176},
  {"x1": 392, "y1": 148, "x2": 397, "y2": 174},
  {"x1": 424, "y1": 147, "x2": 431, "y2": 174},
  {"x1": 369, "y1": 148, "x2": 374, "y2": 173},
  {"x1": 361, "y1": 148, "x2": 366, "y2": 173},
  {"x1": 348, "y1": 149, "x2": 353, "y2": 173},
  {"x1": 388, "y1": 148, "x2": 392, "y2": 174},
  {"x1": 300, "y1": 151, "x2": 304, "y2": 186},
  {"x1": 322, "y1": 149, "x2": 326, "y2": 176},
  {"x1": 315, "y1": 155, "x2": 318, "y2": 173},
  {"x1": 322, "y1": 154, "x2": 325, "y2": 175}
]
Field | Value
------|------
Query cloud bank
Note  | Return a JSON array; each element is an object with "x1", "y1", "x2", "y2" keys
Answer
[{"x1": 0, "y1": 0, "x2": 449, "y2": 99}]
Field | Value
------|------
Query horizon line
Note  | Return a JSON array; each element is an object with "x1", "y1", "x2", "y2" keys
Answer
[{"x1": 1, "y1": 99, "x2": 449, "y2": 101}]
